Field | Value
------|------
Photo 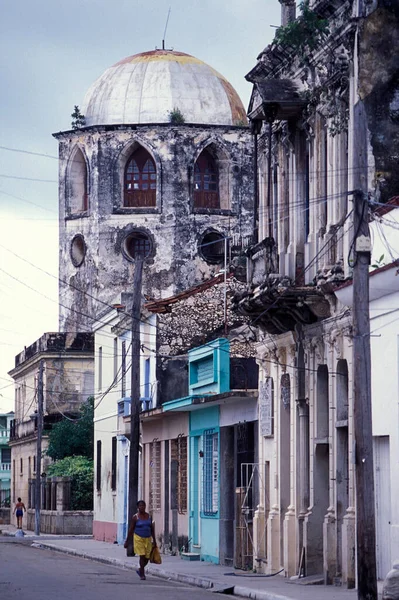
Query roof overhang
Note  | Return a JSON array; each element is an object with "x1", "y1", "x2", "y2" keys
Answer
[
  {"x1": 162, "y1": 390, "x2": 258, "y2": 413},
  {"x1": 335, "y1": 261, "x2": 399, "y2": 307},
  {"x1": 247, "y1": 79, "x2": 305, "y2": 123},
  {"x1": 234, "y1": 284, "x2": 330, "y2": 335}
]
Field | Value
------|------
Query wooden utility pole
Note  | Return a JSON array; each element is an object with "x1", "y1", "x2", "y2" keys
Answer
[
  {"x1": 126, "y1": 258, "x2": 144, "y2": 556},
  {"x1": 352, "y1": 190, "x2": 377, "y2": 600},
  {"x1": 349, "y1": 0, "x2": 377, "y2": 594},
  {"x1": 35, "y1": 359, "x2": 44, "y2": 536}
]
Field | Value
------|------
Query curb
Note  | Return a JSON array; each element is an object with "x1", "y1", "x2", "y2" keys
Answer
[
  {"x1": 2, "y1": 531, "x2": 93, "y2": 540},
  {"x1": 30, "y1": 541, "x2": 292, "y2": 600}
]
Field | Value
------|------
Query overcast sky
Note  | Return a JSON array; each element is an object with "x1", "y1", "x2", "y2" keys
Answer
[{"x1": 0, "y1": 0, "x2": 282, "y2": 412}]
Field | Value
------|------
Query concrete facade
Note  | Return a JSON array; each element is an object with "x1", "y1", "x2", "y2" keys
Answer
[
  {"x1": 233, "y1": 0, "x2": 399, "y2": 586},
  {"x1": 335, "y1": 206, "x2": 399, "y2": 580},
  {"x1": 8, "y1": 332, "x2": 94, "y2": 528},
  {"x1": 92, "y1": 296, "x2": 156, "y2": 543}
]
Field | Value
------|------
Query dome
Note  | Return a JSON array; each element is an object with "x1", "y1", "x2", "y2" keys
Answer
[{"x1": 82, "y1": 50, "x2": 247, "y2": 127}]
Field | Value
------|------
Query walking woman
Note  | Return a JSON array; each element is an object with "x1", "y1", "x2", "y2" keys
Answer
[
  {"x1": 13, "y1": 497, "x2": 26, "y2": 529},
  {"x1": 124, "y1": 500, "x2": 156, "y2": 580}
]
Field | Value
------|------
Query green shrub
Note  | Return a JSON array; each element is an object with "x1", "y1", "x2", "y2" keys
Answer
[
  {"x1": 168, "y1": 107, "x2": 185, "y2": 124},
  {"x1": 47, "y1": 455, "x2": 93, "y2": 510}
]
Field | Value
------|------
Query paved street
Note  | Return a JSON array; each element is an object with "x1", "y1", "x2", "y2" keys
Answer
[{"x1": 0, "y1": 539, "x2": 211, "y2": 600}]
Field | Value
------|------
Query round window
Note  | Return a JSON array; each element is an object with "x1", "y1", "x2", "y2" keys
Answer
[
  {"x1": 123, "y1": 231, "x2": 152, "y2": 261},
  {"x1": 199, "y1": 231, "x2": 225, "y2": 264},
  {"x1": 70, "y1": 234, "x2": 86, "y2": 267}
]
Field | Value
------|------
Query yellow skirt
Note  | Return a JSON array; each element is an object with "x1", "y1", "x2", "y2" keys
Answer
[{"x1": 134, "y1": 533, "x2": 153, "y2": 558}]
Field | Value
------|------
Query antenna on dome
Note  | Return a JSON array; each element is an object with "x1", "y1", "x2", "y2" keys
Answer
[{"x1": 162, "y1": 7, "x2": 171, "y2": 50}]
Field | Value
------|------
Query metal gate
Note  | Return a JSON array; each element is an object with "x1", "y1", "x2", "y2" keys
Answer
[{"x1": 235, "y1": 463, "x2": 269, "y2": 570}]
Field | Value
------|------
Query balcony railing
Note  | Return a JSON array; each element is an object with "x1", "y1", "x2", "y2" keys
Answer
[
  {"x1": 0, "y1": 430, "x2": 10, "y2": 438},
  {"x1": 0, "y1": 463, "x2": 11, "y2": 471}
]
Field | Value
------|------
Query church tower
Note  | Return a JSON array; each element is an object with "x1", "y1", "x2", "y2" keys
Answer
[{"x1": 54, "y1": 50, "x2": 253, "y2": 332}]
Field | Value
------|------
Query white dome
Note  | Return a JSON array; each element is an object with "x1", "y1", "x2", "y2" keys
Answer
[{"x1": 82, "y1": 50, "x2": 247, "y2": 127}]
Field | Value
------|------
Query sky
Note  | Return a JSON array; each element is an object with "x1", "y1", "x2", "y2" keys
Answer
[{"x1": 0, "y1": 0, "x2": 281, "y2": 412}]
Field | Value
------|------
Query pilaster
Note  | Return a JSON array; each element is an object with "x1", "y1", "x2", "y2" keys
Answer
[{"x1": 267, "y1": 504, "x2": 281, "y2": 573}]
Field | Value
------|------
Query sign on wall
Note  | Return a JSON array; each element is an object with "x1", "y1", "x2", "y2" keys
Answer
[{"x1": 259, "y1": 378, "x2": 273, "y2": 437}]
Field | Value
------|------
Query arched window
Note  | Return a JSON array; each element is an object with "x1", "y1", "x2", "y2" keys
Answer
[
  {"x1": 69, "y1": 148, "x2": 88, "y2": 213},
  {"x1": 194, "y1": 149, "x2": 219, "y2": 209},
  {"x1": 124, "y1": 147, "x2": 156, "y2": 208}
]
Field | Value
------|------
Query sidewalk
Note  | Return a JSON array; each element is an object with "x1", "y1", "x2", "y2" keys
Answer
[{"x1": 1, "y1": 525, "x2": 379, "y2": 600}]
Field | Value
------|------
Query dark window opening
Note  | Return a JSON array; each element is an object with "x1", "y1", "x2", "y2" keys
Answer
[
  {"x1": 199, "y1": 231, "x2": 225, "y2": 264},
  {"x1": 2, "y1": 448, "x2": 11, "y2": 463},
  {"x1": 194, "y1": 150, "x2": 220, "y2": 209},
  {"x1": 111, "y1": 436, "x2": 117, "y2": 491},
  {"x1": 123, "y1": 231, "x2": 152, "y2": 261},
  {"x1": 69, "y1": 148, "x2": 88, "y2": 214},
  {"x1": 96, "y1": 440, "x2": 102, "y2": 491},
  {"x1": 70, "y1": 234, "x2": 86, "y2": 268},
  {"x1": 124, "y1": 147, "x2": 156, "y2": 207}
]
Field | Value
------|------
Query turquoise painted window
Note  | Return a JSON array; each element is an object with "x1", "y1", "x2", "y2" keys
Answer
[
  {"x1": 203, "y1": 429, "x2": 219, "y2": 516},
  {"x1": 190, "y1": 355, "x2": 215, "y2": 389},
  {"x1": 196, "y1": 357, "x2": 213, "y2": 382}
]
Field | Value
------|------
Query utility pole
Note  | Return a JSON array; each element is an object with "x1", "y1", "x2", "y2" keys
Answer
[
  {"x1": 352, "y1": 190, "x2": 377, "y2": 600},
  {"x1": 35, "y1": 359, "x2": 44, "y2": 536},
  {"x1": 349, "y1": 0, "x2": 377, "y2": 596},
  {"x1": 126, "y1": 258, "x2": 144, "y2": 556}
]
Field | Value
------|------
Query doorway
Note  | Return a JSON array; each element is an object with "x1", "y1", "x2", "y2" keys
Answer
[{"x1": 374, "y1": 436, "x2": 391, "y2": 579}]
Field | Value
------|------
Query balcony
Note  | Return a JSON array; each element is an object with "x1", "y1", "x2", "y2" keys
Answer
[
  {"x1": 0, "y1": 463, "x2": 11, "y2": 472},
  {"x1": 0, "y1": 429, "x2": 10, "y2": 438},
  {"x1": 118, "y1": 397, "x2": 153, "y2": 438}
]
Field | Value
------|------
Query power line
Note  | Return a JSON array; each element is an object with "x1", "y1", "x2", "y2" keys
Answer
[
  {"x1": 0, "y1": 145, "x2": 58, "y2": 160},
  {"x1": 0, "y1": 190, "x2": 57, "y2": 214},
  {"x1": 0, "y1": 174, "x2": 57, "y2": 183}
]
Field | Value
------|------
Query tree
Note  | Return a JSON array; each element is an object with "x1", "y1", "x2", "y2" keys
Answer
[
  {"x1": 46, "y1": 398, "x2": 94, "y2": 461},
  {"x1": 47, "y1": 456, "x2": 93, "y2": 510},
  {"x1": 71, "y1": 105, "x2": 86, "y2": 129}
]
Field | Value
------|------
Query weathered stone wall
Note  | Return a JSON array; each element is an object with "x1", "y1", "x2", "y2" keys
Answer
[
  {"x1": 156, "y1": 277, "x2": 256, "y2": 358},
  {"x1": 360, "y1": 2, "x2": 399, "y2": 201},
  {"x1": 27, "y1": 509, "x2": 93, "y2": 534},
  {"x1": 56, "y1": 124, "x2": 253, "y2": 332},
  {"x1": 0, "y1": 508, "x2": 10, "y2": 525}
]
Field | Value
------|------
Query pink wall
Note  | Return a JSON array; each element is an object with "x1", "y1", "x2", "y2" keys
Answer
[{"x1": 93, "y1": 520, "x2": 117, "y2": 543}]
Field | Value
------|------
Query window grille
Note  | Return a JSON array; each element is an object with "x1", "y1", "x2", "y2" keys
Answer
[
  {"x1": 171, "y1": 436, "x2": 187, "y2": 513},
  {"x1": 149, "y1": 440, "x2": 161, "y2": 512},
  {"x1": 203, "y1": 429, "x2": 219, "y2": 515}
]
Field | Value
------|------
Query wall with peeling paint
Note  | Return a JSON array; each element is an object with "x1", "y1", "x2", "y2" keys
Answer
[
  {"x1": 55, "y1": 124, "x2": 253, "y2": 332},
  {"x1": 360, "y1": 2, "x2": 399, "y2": 201}
]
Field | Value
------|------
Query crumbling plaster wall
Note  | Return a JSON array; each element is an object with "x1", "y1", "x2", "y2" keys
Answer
[
  {"x1": 56, "y1": 125, "x2": 253, "y2": 333},
  {"x1": 359, "y1": 1, "x2": 399, "y2": 201},
  {"x1": 156, "y1": 278, "x2": 256, "y2": 358},
  {"x1": 45, "y1": 356, "x2": 94, "y2": 415}
]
